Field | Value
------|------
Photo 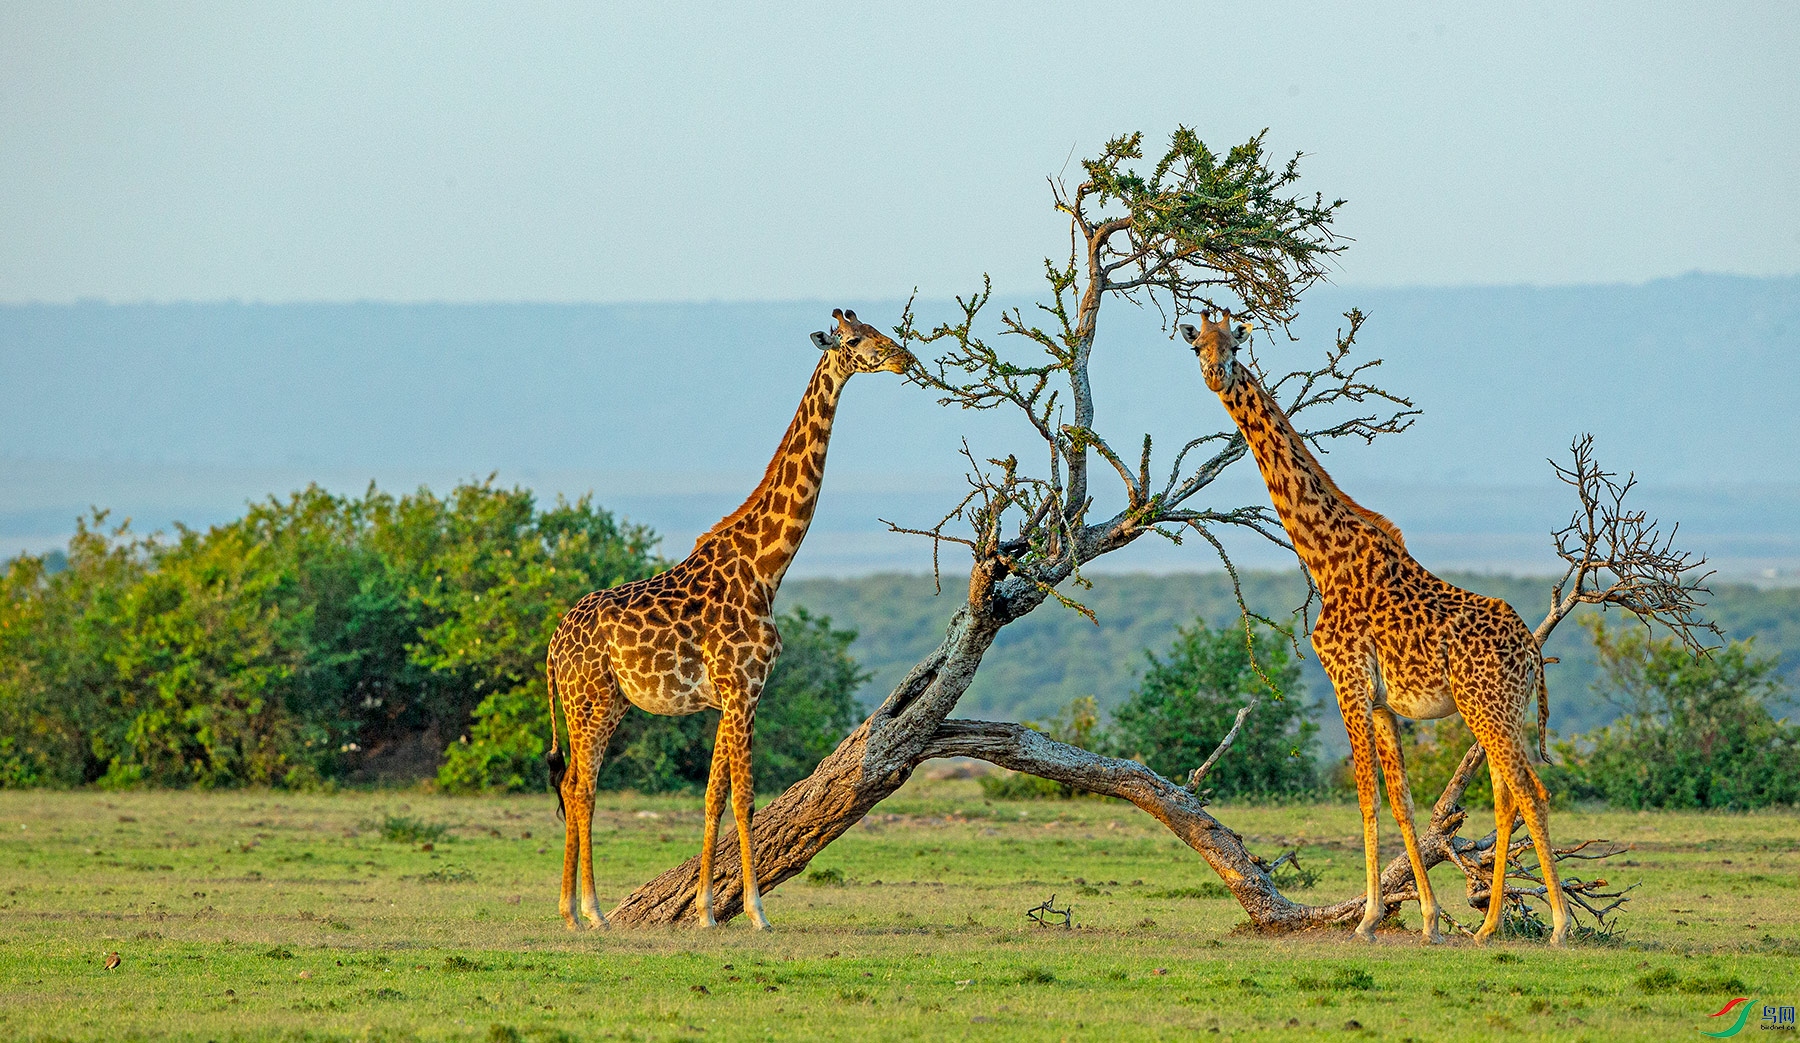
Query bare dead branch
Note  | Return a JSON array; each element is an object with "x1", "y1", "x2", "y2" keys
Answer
[
  {"x1": 1534, "y1": 434, "x2": 1721, "y2": 651},
  {"x1": 1186, "y1": 701, "x2": 1257, "y2": 793}
]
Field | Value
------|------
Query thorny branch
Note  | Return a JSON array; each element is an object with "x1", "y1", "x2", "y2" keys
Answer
[{"x1": 1534, "y1": 434, "x2": 1721, "y2": 652}]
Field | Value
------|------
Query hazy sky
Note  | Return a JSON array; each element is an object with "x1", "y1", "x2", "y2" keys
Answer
[{"x1": 2, "y1": 2, "x2": 1797, "y2": 303}]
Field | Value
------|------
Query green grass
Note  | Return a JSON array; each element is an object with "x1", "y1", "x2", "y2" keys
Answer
[{"x1": 2, "y1": 778, "x2": 1796, "y2": 1041}]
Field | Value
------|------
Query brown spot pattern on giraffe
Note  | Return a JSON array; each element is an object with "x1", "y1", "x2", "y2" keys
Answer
[
  {"x1": 545, "y1": 308, "x2": 917, "y2": 931},
  {"x1": 1184, "y1": 310, "x2": 1570, "y2": 946}
]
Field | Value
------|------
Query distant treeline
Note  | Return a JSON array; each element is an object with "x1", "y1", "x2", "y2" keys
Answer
[
  {"x1": 779, "y1": 572, "x2": 1800, "y2": 739},
  {"x1": 0, "y1": 483, "x2": 862, "y2": 793},
  {"x1": 5, "y1": 485, "x2": 1797, "y2": 810}
]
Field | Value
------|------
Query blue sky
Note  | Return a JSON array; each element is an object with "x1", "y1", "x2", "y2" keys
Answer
[{"x1": 3, "y1": 2, "x2": 1797, "y2": 304}]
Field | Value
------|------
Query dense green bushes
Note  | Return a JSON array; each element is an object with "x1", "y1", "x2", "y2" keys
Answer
[
  {"x1": 1108, "y1": 620, "x2": 1320, "y2": 797},
  {"x1": 0, "y1": 483, "x2": 866, "y2": 794},
  {"x1": 976, "y1": 614, "x2": 1797, "y2": 812},
  {"x1": 1551, "y1": 621, "x2": 1800, "y2": 810},
  {"x1": 980, "y1": 618, "x2": 1322, "y2": 800}
]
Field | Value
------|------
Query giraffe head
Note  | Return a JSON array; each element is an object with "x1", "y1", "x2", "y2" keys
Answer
[
  {"x1": 1179, "y1": 309, "x2": 1253, "y2": 394},
  {"x1": 809, "y1": 309, "x2": 917, "y2": 376}
]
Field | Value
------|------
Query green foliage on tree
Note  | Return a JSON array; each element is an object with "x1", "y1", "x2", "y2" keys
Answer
[
  {"x1": 1108, "y1": 619, "x2": 1319, "y2": 799},
  {"x1": 0, "y1": 514, "x2": 150, "y2": 787},
  {"x1": 1551, "y1": 619, "x2": 1799, "y2": 810}
]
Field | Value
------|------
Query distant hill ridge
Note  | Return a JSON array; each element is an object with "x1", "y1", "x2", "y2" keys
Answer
[{"x1": 2, "y1": 274, "x2": 1797, "y2": 577}]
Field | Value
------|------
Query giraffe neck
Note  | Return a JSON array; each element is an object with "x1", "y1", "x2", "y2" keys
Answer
[
  {"x1": 1217, "y1": 367, "x2": 1404, "y2": 586},
  {"x1": 698, "y1": 353, "x2": 850, "y2": 590}
]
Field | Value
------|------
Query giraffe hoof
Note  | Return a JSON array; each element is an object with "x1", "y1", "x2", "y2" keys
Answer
[
  {"x1": 1422, "y1": 930, "x2": 1445, "y2": 946},
  {"x1": 1351, "y1": 926, "x2": 1376, "y2": 944}
]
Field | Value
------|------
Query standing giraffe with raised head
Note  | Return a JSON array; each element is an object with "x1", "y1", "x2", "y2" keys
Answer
[
  {"x1": 544, "y1": 309, "x2": 916, "y2": 931},
  {"x1": 1180, "y1": 310, "x2": 1570, "y2": 946}
]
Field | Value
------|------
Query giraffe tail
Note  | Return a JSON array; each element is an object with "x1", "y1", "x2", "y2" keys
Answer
[
  {"x1": 545, "y1": 655, "x2": 568, "y2": 822},
  {"x1": 1535, "y1": 657, "x2": 1552, "y2": 764}
]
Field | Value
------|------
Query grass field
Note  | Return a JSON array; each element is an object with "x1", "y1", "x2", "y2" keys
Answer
[{"x1": 2, "y1": 776, "x2": 1796, "y2": 1042}]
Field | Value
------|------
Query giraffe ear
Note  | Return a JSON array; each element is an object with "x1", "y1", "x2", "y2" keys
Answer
[
  {"x1": 1233, "y1": 322, "x2": 1252, "y2": 343},
  {"x1": 1178, "y1": 324, "x2": 1200, "y2": 345},
  {"x1": 810, "y1": 331, "x2": 833, "y2": 351}
]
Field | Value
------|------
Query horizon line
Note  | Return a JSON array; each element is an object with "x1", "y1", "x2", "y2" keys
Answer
[{"x1": 2, "y1": 269, "x2": 1796, "y2": 309}]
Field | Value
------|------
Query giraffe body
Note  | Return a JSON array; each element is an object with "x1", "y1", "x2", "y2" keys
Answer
[
  {"x1": 546, "y1": 309, "x2": 914, "y2": 931},
  {"x1": 1181, "y1": 312, "x2": 1570, "y2": 946}
]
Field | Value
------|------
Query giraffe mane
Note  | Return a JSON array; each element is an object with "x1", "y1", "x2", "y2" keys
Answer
[
  {"x1": 1253, "y1": 372, "x2": 1407, "y2": 549},
  {"x1": 697, "y1": 355, "x2": 830, "y2": 546}
]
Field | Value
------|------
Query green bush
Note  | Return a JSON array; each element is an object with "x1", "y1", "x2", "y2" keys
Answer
[
  {"x1": 0, "y1": 482, "x2": 660, "y2": 789},
  {"x1": 0, "y1": 473, "x2": 873, "y2": 794},
  {"x1": 1107, "y1": 619, "x2": 1319, "y2": 798},
  {"x1": 1553, "y1": 619, "x2": 1799, "y2": 810}
]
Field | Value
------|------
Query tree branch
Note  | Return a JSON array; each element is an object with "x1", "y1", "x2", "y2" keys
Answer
[{"x1": 1533, "y1": 435, "x2": 1721, "y2": 650}]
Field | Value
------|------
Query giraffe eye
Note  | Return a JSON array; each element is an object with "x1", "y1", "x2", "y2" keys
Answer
[{"x1": 846, "y1": 336, "x2": 862, "y2": 348}]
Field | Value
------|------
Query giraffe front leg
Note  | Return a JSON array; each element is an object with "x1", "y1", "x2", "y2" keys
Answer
[
  {"x1": 1319, "y1": 634, "x2": 1385, "y2": 943},
  {"x1": 723, "y1": 705, "x2": 771, "y2": 931},
  {"x1": 695, "y1": 738, "x2": 730, "y2": 928},
  {"x1": 1372, "y1": 708, "x2": 1442, "y2": 944},
  {"x1": 1346, "y1": 711, "x2": 1385, "y2": 942}
]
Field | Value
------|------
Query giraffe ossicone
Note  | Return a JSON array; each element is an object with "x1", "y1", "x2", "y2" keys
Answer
[
  {"x1": 545, "y1": 308, "x2": 916, "y2": 931},
  {"x1": 1181, "y1": 309, "x2": 1571, "y2": 946}
]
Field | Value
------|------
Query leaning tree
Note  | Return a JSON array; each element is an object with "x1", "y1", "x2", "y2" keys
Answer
[{"x1": 608, "y1": 127, "x2": 1715, "y2": 934}]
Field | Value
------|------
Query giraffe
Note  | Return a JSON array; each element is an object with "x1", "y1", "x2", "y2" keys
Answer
[
  {"x1": 542, "y1": 308, "x2": 915, "y2": 932},
  {"x1": 1179, "y1": 310, "x2": 1570, "y2": 946}
]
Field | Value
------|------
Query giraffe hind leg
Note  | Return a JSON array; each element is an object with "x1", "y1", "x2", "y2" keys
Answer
[
  {"x1": 559, "y1": 669, "x2": 628, "y2": 930},
  {"x1": 1473, "y1": 757, "x2": 1516, "y2": 943},
  {"x1": 1372, "y1": 708, "x2": 1443, "y2": 944},
  {"x1": 1501, "y1": 754, "x2": 1571, "y2": 945}
]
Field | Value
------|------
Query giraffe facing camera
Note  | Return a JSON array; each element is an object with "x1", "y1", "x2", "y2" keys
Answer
[
  {"x1": 545, "y1": 309, "x2": 917, "y2": 931},
  {"x1": 1181, "y1": 310, "x2": 1572, "y2": 946}
]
